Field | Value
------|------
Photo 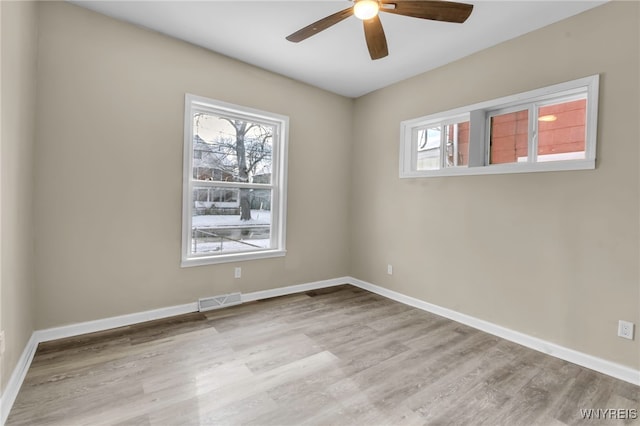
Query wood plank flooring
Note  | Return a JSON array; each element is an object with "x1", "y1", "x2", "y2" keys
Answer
[{"x1": 6, "y1": 285, "x2": 639, "y2": 425}]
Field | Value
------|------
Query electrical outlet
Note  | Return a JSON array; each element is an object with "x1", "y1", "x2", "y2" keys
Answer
[
  {"x1": 618, "y1": 320, "x2": 634, "y2": 340},
  {"x1": 234, "y1": 267, "x2": 242, "y2": 279},
  {"x1": 0, "y1": 330, "x2": 5, "y2": 355},
  {"x1": 387, "y1": 264, "x2": 393, "y2": 275}
]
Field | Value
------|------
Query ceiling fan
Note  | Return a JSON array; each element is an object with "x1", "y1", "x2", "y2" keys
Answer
[{"x1": 286, "y1": 0, "x2": 474, "y2": 60}]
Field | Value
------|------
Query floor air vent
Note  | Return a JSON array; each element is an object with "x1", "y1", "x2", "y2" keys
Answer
[{"x1": 198, "y1": 292, "x2": 242, "y2": 312}]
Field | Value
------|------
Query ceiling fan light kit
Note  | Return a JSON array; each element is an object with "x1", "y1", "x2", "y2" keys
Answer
[
  {"x1": 354, "y1": 0, "x2": 380, "y2": 20},
  {"x1": 286, "y1": 0, "x2": 474, "y2": 60}
]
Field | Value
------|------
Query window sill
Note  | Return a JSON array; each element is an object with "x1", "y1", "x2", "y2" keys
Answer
[
  {"x1": 181, "y1": 249, "x2": 286, "y2": 267},
  {"x1": 399, "y1": 159, "x2": 595, "y2": 179}
]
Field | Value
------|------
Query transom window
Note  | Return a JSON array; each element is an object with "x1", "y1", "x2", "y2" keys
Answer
[
  {"x1": 416, "y1": 117, "x2": 470, "y2": 171},
  {"x1": 400, "y1": 75, "x2": 599, "y2": 178},
  {"x1": 182, "y1": 94, "x2": 288, "y2": 266}
]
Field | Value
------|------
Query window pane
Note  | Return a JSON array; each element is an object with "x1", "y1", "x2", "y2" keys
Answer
[
  {"x1": 416, "y1": 126, "x2": 441, "y2": 170},
  {"x1": 444, "y1": 121, "x2": 470, "y2": 167},
  {"x1": 191, "y1": 186, "x2": 272, "y2": 255},
  {"x1": 192, "y1": 112, "x2": 273, "y2": 184},
  {"x1": 537, "y1": 99, "x2": 586, "y2": 162},
  {"x1": 490, "y1": 110, "x2": 529, "y2": 164}
]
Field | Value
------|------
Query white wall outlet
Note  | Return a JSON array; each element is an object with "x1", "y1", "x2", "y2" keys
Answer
[
  {"x1": 234, "y1": 267, "x2": 242, "y2": 279},
  {"x1": 0, "y1": 330, "x2": 5, "y2": 355},
  {"x1": 387, "y1": 264, "x2": 393, "y2": 275},
  {"x1": 618, "y1": 320, "x2": 634, "y2": 340}
]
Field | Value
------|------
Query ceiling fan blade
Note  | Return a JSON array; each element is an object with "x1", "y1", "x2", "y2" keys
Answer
[
  {"x1": 363, "y1": 15, "x2": 388, "y2": 60},
  {"x1": 380, "y1": 1, "x2": 473, "y2": 23},
  {"x1": 286, "y1": 7, "x2": 354, "y2": 42}
]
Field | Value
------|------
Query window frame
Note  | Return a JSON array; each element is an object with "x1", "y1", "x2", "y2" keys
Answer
[
  {"x1": 181, "y1": 94, "x2": 289, "y2": 267},
  {"x1": 414, "y1": 114, "x2": 470, "y2": 171},
  {"x1": 400, "y1": 74, "x2": 599, "y2": 178}
]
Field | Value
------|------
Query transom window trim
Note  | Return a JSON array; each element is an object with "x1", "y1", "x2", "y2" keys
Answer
[
  {"x1": 182, "y1": 94, "x2": 289, "y2": 267},
  {"x1": 400, "y1": 74, "x2": 599, "y2": 178}
]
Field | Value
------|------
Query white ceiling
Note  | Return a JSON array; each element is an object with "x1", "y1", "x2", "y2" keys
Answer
[{"x1": 71, "y1": 1, "x2": 607, "y2": 98}]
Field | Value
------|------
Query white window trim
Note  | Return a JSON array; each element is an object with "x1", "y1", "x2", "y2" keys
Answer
[
  {"x1": 181, "y1": 94, "x2": 289, "y2": 267},
  {"x1": 413, "y1": 114, "x2": 470, "y2": 171},
  {"x1": 400, "y1": 74, "x2": 599, "y2": 178}
]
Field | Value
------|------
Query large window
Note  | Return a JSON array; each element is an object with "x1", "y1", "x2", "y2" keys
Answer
[
  {"x1": 182, "y1": 94, "x2": 288, "y2": 266},
  {"x1": 400, "y1": 75, "x2": 599, "y2": 178}
]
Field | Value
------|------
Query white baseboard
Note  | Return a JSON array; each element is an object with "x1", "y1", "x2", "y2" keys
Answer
[
  {"x1": 35, "y1": 302, "x2": 199, "y2": 343},
  {"x1": 347, "y1": 277, "x2": 640, "y2": 387},
  {"x1": 1, "y1": 333, "x2": 38, "y2": 425},
  {"x1": 242, "y1": 277, "x2": 349, "y2": 302},
  {"x1": 2, "y1": 275, "x2": 638, "y2": 424}
]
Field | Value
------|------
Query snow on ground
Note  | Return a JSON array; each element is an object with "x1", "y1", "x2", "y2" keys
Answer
[
  {"x1": 191, "y1": 210, "x2": 271, "y2": 254},
  {"x1": 192, "y1": 210, "x2": 271, "y2": 228},
  {"x1": 193, "y1": 239, "x2": 270, "y2": 254}
]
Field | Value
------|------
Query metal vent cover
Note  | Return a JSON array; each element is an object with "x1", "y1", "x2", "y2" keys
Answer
[{"x1": 198, "y1": 292, "x2": 242, "y2": 312}]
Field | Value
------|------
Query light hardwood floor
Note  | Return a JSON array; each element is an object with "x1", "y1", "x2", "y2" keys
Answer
[{"x1": 6, "y1": 285, "x2": 639, "y2": 425}]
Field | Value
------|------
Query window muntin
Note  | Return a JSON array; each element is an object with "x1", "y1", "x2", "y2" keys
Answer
[
  {"x1": 182, "y1": 95, "x2": 288, "y2": 266},
  {"x1": 400, "y1": 75, "x2": 598, "y2": 178}
]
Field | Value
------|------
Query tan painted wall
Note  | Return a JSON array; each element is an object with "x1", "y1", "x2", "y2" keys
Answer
[
  {"x1": 33, "y1": 2, "x2": 353, "y2": 328},
  {"x1": 0, "y1": 1, "x2": 38, "y2": 393},
  {"x1": 351, "y1": 1, "x2": 640, "y2": 369}
]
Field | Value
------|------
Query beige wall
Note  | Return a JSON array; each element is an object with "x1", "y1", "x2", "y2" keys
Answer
[
  {"x1": 33, "y1": 2, "x2": 353, "y2": 328},
  {"x1": 1, "y1": 1, "x2": 38, "y2": 393},
  {"x1": 351, "y1": 1, "x2": 640, "y2": 369}
]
